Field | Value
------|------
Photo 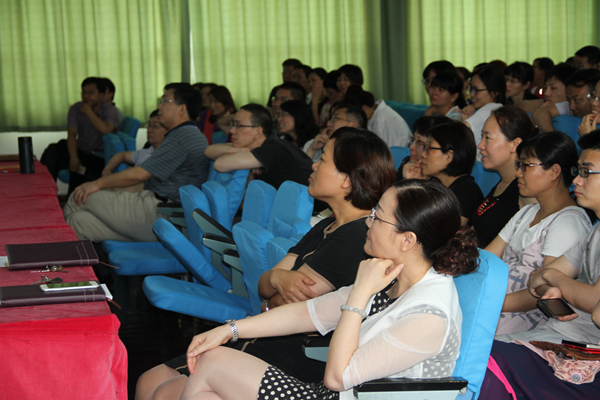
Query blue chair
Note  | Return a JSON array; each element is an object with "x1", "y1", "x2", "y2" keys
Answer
[
  {"x1": 389, "y1": 146, "x2": 410, "y2": 170},
  {"x1": 116, "y1": 131, "x2": 137, "y2": 151},
  {"x1": 386, "y1": 101, "x2": 429, "y2": 132},
  {"x1": 470, "y1": 161, "x2": 501, "y2": 197},
  {"x1": 122, "y1": 116, "x2": 141, "y2": 139},
  {"x1": 212, "y1": 131, "x2": 228, "y2": 144},
  {"x1": 105, "y1": 185, "x2": 206, "y2": 276},
  {"x1": 307, "y1": 250, "x2": 508, "y2": 400},
  {"x1": 142, "y1": 220, "x2": 301, "y2": 323},
  {"x1": 553, "y1": 115, "x2": 582, "y2": 154},
  {"x1": 202, "y1": 168, "x2": 250, "y2": 231}
]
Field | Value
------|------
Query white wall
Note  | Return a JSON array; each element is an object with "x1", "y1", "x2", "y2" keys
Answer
[{"x1": 0, "y1": 129, "x2": 149, "y2": 195}]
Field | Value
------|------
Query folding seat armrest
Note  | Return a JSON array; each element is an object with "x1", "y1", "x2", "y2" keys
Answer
[
  {"x1": 169, "y1": 212, "x2": 186, "y2": 229},
  {"x1": 203, "y1": 233, "x2": 237, "y2": 255},
  {"x1": 157, "y1": 202, "x2": 183, "y2": 216},
  {"x1": 353, "y1": 377, "x2": 468, "y2": 400},
  {"x1": 193, "y1": 208, "x2": 233, "y2": 238},
  {"x1": 222, "y1": 248, "x2": 247, "y2": 297},
  {"x1": 302, "y1": 333, "x2": 332, "y2": 363}
]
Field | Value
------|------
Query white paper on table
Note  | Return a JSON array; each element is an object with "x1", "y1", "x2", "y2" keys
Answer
[{"x1": 0, "y1": 256, "x2": 7, "y2": 267}]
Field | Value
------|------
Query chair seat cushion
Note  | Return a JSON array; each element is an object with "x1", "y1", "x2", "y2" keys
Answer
[
  {"x1": 143, "y1": 276, "x2": 252, "y2": 322},
  {"x1": 102, "y1": 240, "x2": 164, "y2": 254},
  {"x1": 108, "y1": 247, "x2": 187, "y2": 276}
]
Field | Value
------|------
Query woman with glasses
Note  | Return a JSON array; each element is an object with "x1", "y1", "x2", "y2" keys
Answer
[
  {"x1": 396, "y1": 115, "x2": 453, "y2": 181},
  {"x1": 136, "y1": 127, "x2": 396, "y2": 400},
  {"x1": 198, "y1": 85, "x2": 237, "y2": 144},
  {"x1": 171, "y1": 180, "x2": 478, "y2": 400},
  {"x1": 578, "y1": 78, "x2": 600, "y2": 136},
  {"x1": 420, "y1": 122, "x2": 484, "y2": 226},
  {"x1": 461, "y1": 65, "x2": 508, "y2": 150},
  {"x1": 424, "y1": 70, "x2": 467, "y2": 121},
  {"x1": 485, "y1": 131, "x2": 592, "y2": 335},
  {"x1": 278, "y1": 100, "x2": 320, "y2": 148},
  {"x1": 470, "y1": 107, "x2": 539, "y2": 248}
]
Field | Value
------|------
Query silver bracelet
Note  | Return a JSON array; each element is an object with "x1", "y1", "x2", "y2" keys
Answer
[
  {"x1": 264, "y1": 300, "x2": 269, "y2": 312},
  {"x1": 225, "y1": 319, "x2": 238, "y2": 342},
  {"x1": 340, "y1": 304, "x2": 368, "y2": 318}
]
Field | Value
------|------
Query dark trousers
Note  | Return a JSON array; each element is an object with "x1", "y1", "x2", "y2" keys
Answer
[{"x1": 40, "y1": 139, "x2": 105, "y2": 195}]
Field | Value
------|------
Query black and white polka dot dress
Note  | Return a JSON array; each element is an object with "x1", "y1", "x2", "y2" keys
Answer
[{"x1": 257, "y1": 281, "x2": 400, "y2": 400}]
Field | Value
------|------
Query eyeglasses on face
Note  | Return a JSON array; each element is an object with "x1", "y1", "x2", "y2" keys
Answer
[
  {"x1": 422, "y1": 78, "x2": 433, "y2": 86},
  {"x1": 159, "y1": 98, "x2": 175, "y2": 106},
  {"x1": 229, "y1": 121, "x2": 257, "y2": 129},
  {"x1": 419, "y1": 143, "x2": 443, "y2": 155},
  {"x1": 271, "y1": 96, "x2": 291, "y2": 103},
  {"x1": 368, "y1": 207, "x2": 421, "y2": 244},
  {"x1": 145, "y1": 122, "x2": 162, "y2": 129},
  {"x1": 329, "y1": 115, "x2": 350, "y2": 124},
  {"x1": 514, "y1": 160, "x2": 549, "y2": 172},
  {"x1": 571, "y1": 166, "x2": 600, "y2": 178},
  {"x1": 468, "y1": 85, "x2": 488, "y2": 95},
  {"x1": 587, "y1": 92, "x2": 600, "y2": 103}
]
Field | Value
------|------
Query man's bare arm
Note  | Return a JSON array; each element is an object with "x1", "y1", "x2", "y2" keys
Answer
[
  {"x1": 214, "y1": 151, "x2": 262, "y2": 172},
  {"x1": 532, "y1": 104, "x2": 560, "y2": 133}
]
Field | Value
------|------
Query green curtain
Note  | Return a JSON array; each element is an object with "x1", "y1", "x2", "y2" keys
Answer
[
  {"x1": 0, "y1": 0, "x2": 182, "y2": 131},
  {"x1": 398, "y1": 0, "x2": 600, "y2": 105},
  {"x1": 188, "y1": 0, "x2": 383, "y2": 107}
]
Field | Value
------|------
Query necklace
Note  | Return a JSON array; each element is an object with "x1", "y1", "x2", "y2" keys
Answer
[{"x1": 477, "y1": 197, "x2": 497, "y2": 216}]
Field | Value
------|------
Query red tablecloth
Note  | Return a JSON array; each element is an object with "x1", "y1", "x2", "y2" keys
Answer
[{"x1": 0, "y1": 160, "x2": 127, "y2": 399}]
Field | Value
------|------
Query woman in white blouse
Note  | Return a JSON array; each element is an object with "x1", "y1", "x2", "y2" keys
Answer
[
  {"x1": 179, "y1": 180, "x2": 479, "y2": 400},
  {"x1": 485, "y1": 131, "x2": 592, "y2": 335}
]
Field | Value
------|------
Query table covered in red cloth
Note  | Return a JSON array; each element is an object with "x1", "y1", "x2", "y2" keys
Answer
[{"x1": 0, "y1": 160, "x2": 127, "y2": 399}]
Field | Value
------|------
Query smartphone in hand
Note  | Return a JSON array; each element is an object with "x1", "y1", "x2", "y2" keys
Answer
[{"x1": 537, "y1": 298, "x2": 575, "y2": 319}]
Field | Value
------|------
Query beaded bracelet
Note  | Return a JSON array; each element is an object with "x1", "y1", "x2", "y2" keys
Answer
[{"x1": 340, "y1": 304, "x2": 368, "y2": 318}]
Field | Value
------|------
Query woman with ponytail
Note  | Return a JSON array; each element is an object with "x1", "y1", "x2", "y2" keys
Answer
[{"x1": 174, "y1": 180, "x2": 479, "y2": 400}]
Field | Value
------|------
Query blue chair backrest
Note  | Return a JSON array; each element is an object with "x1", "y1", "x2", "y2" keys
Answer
[
  {"x1": 212, "y1": 131, "x2": 228, "y2": 144},
  {"x1": 389, "y1": 146, "x2": 410, "y2": 170},
  {"x1": 452, "y1": 249, "x2": 508, "y2": 399},
  {"x1": 268, "y1": 181, "x2": 314, "y2": 232},
  {"x1": 553, "y1": 115, "x2": 582, "y2": 154},
  {"x1": 471, "y1": 161, "x2": 501, "y2": 197},
  {"x1": 102, "y1": 133, "x2": 126, "y2": 167},
  {"x1": 210, "y1": 168, "x2": 250, "y2": 221},
  {"x1": 122, "y1": 116, "x2": 141, "y2": 139},
  {"x1": 266, "y1": 237, "x2": 298, "y2": 269},
  {"x1": 179, "y1": 185, "x2": 212, "y2": 260},
  {"x1": 233, "y1": 221, "x2": 275, "y2": 314},
  {"x1": 386, "y1": 101, "x2": 429, "y2": 132},
  {"x1": 116, "y1": 131, "x2": 137, "y2": 151},
  {"x1": 242, "y1": 180, "x2": 277, "y2": 229}
]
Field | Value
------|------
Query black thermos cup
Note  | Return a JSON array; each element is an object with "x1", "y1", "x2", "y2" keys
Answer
[{"x1": 18, "y1": 136, "x2": 35, "y2": 174}]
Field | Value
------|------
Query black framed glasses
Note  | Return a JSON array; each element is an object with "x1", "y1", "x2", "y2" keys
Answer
[
  {"x1": 230, "y1": 121, "x2": 257, "y2": 129},
  {"x1": 422, "y1": 78, "x2": 433, "y2": 86},
  {"x1": 514, "y1": 160, "x2": 549, "y2": 172},
  {"x1": 419, "y1": 143, "x2": 443, "y2": 154},
  {"x1": 468, "y1": 85, "x2": 488, "y2": 95},
  {"x1": 571, "y1": 166, "x2": 600, "y2": 178}
]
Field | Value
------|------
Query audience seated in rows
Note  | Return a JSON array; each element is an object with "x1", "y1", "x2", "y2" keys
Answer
[
  {"x1": 140, "y1": 179, "x2": 478, "y2": 400},
  {"x1": 267, "y1": 58, "x2": 303, "y2": 108},
  {"x1": 135, "y1": 127, "x2": 396, "y2": 400},
  {"x1": 41, "y1": 76, "x2": 119, "y2": 195},
  {"x1": 485, "y1": 132, "x2": 592, "y2": 335},
  {"x1": 420, "y1": 121, "x2": 484, "y2": 226},
  {"x1": 480, "y1": 130, "x2": 600, "y2": 400},
  {"x1": 344, "y1": 86, "x2": 411, "y2": 147},
  {"x1": 303, "y1": 104, "x2": 367, "y2": 162},
  {"x1": 470, "y1": 106, "x2": 539, "y2": 248},
  {"x1": 307, "y1": 67, "x2": 329, "y2": 125},
  {"x1": 292, "y1": 64, "x2": 313, "y2": 104},
  {"x1": 336, "y1": 64, "x2": 363, "y2": 99},
  {"x1": 63, "y1": 83, "x2": 209, "y2": 242},
  {"x1": 574, "y1": 45, "x2": 600, "y2": 70},
  {"x1": 192, "y1": 82, "x2": 217, "y2": 114},
  {"x1": 531, "y1": 57, "x2": 554, "y2": 98}
]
